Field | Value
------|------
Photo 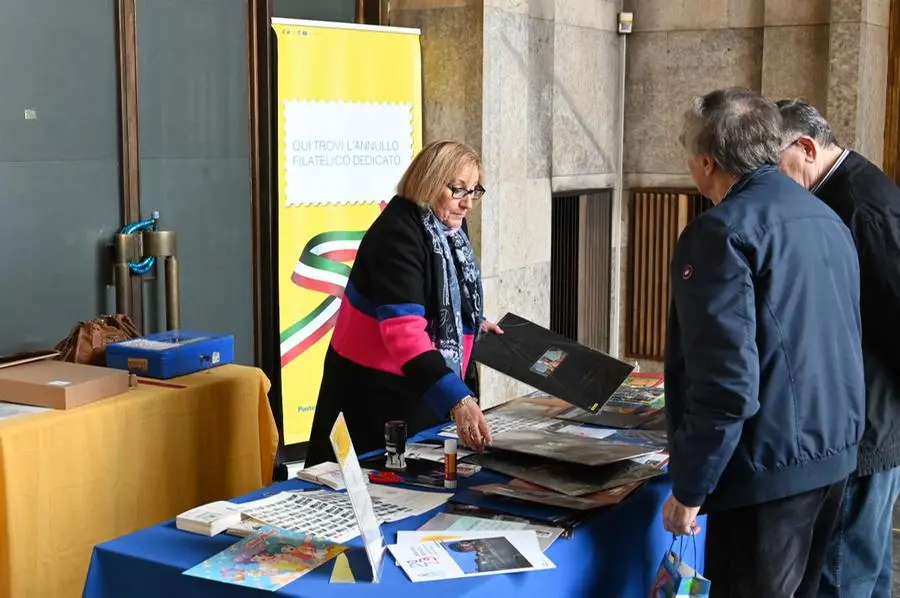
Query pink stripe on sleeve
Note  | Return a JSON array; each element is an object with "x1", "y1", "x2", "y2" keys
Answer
[
  {"x1": 462, "y1": 333, "x2": 475, "y2": 372},
  {"x1": 379, "y1": 315, "x2": 435, "y2": 365},
  {"x1": 331, "y1": 300, "x2": 405, "y2": 374}
]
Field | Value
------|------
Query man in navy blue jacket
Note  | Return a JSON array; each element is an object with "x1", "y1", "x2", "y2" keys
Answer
[{"x1": 662, "y1": 87, "x2": 866, "y2": 597}]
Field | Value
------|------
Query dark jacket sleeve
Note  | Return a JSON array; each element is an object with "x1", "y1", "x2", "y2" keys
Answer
[
  {"x1": 368, "y1": 219, "x2": 472, "y2": 418},
  {"x1": 668, "y1": 219, "x2": 761, "y2": 507},
  {"x1": 855, "y1": 213, "x2": 900, "y2": 369}
]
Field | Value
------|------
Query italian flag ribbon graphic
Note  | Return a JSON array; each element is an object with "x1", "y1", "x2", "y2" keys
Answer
[{"x1": 280, "y1": 230, "x2": 366, "y2": 367}]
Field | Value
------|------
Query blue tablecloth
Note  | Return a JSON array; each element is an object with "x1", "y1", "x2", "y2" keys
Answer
[{"x1": 82, "y1": 427, "x2": 706, "y2": 598}]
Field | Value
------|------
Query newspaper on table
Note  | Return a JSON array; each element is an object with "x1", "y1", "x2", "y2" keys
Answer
[{"x1": 236, "y1": 485, "x2": 452, "y2": 544}]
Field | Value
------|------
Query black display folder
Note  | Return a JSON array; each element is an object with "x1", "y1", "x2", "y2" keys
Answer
[
  {"x1": 473, "y1": 313, "x2": 634, "y2": 413},
  {"x1": 488, "y1": 428, "x2": 659, "y2": 467},
  {"x1": 469, "y1": 451, "x2": 664, "y2": 497}
]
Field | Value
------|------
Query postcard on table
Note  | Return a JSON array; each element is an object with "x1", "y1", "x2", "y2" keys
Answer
[
  {"x1": 182, "y1": 525, "x2": 347, "y2": 591},
  {"x1": 388, "y1": 530, "x2": 554, "y2": 582},
  {"x1": 472, "y1": 313, "x2": 633, "y2": 413},
  {"x1": 330, "y1": 412, "x2": 385, "y2": 583}
]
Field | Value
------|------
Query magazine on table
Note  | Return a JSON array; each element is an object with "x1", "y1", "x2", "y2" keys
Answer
[
  {"x1": 550, "y1": 423, "x2": 668, "y2": 450},
  {"x1": 182, "y1": 525, "x2": 347, "y2": 591},
  {"x1": 489, "y1": 428, "x2": 660, "y2": 467},
  {"x1": 414, "y1": 511, "x2": 565, "y2": 551},
  {"x1": 555, "y1": 373, "x2": 666, "y2": 429},
  {"x1": 388, "y1": 530, "x2": 554, "y2": 582},
  {"x1": 470, "y1": 451, "x2": 664, "y2": 497},
  {"x1": 441, "y1": 502, "x2": 585, "y2": 538},
  {"x1": 471, "y1": 478, "x2": 645, "y2": 511}
]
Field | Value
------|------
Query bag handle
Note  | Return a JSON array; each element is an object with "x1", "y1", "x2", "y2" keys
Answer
[{"x1": 669, "y1": 532, "x2": 700, "y2": 583}]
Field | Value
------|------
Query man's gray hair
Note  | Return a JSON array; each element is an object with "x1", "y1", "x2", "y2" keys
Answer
[
  {"x1": 680, "y1": 87, "x2": 783, "y2": 177},
  {"x1": 775, "y1": 98, "x2": 839, "y2": 148}
]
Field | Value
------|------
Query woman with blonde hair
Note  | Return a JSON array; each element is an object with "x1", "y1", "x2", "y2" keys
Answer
[{"x1": 304, "y1": 140, "x2": 502, "y2": 466}]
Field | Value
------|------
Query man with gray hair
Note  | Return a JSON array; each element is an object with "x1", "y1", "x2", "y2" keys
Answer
[
  {"x1": 662, "y1": 87, "x2": 866, "y2": 596},
  {"x1": 778, "y1": 98, "x2": 900, "y2": 598}
]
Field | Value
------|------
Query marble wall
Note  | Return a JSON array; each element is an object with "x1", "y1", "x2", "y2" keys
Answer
[
  {"x1": 392, "y1": 0, "x2": 625, "y2": 406},
  {"x1": 620, "y1": 0, "x2": 890, "y2": 187},
  {"x1": 760, "y1": 0, "x2": 830, "y2": 110},
  {"x1": 619, "y1": 0, "x2": 891, "y2": 369},
  {"x1": 392, "y1": 0, "x2": 892, "y2": 394}
]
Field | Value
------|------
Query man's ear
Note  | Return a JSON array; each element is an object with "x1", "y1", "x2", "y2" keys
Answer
[
  {"x1": 796, "y1": 136, "x2": 818, "y2": 163},
  {"x1": 701, "y1": 155, "x2": 716, "y2": 176}
]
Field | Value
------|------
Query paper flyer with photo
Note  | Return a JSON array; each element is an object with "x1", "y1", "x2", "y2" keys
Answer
[
  {"x1": 415, "y1": 512, "x2": 564, "y2": 551},
  {"x1": 182, "y1": 525, "x2": 346, "y2": 591},
  {"x1": 330, "y1": 412, "x2": 385, "y2": 582},
  {"x1": 388, "y1": 530, "x2": 554, "y2": 582}
]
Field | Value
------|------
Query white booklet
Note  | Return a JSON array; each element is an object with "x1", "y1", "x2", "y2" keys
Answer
[
  {"x1": 175, "y1": 501, "x2": 242, "y2": 536},
  {"x1": 388, "y1": 530, "x2": 555, "y2": 582},
  {"x1": 296, "y1": 461, "x2": 351, "y2": 490}
]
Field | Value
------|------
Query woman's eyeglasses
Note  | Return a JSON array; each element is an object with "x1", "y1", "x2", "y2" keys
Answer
[{"x1": 448, "y1": 183, "x2": 485, "y2": 201}]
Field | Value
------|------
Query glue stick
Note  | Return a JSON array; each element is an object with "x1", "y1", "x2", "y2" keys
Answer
[{"x1": 444, "y1": 438, "x2": 458, "y2": 489}]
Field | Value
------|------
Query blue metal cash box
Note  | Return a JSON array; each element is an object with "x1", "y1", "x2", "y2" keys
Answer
[{"x1": 105, "y1": 330, "x2": 235, "y2": 379}]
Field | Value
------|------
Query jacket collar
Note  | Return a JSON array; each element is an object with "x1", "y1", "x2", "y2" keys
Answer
[{"x1": 721, "y1": 164, "x2": 777, "y2": 203}]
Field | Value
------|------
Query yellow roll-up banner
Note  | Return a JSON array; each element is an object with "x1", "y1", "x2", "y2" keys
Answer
[{"x1": 273, "y1": 19, "x2": 423, "y2": 445}]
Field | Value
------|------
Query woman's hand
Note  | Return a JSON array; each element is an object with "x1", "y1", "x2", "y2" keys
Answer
[
  {"x1": 452, "y1": 397, "x2": 493, "y2": 451},
  {"x1": 481, "y1": 319, "x2": 504, "y2": 335}
]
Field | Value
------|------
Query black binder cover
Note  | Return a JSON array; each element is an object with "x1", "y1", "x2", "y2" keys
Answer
[{"x1": 473, "y1": 313, "x2": 634, "y2": 413}]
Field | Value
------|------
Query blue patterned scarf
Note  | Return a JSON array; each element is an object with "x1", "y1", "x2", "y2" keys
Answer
[{"x1": 420, "y1": 209, "x2": 483, "y2": 377}]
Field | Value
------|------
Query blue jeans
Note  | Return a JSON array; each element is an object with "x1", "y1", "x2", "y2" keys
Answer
[{"x1": 819, "y1": 467, "x2": 900, "y2": 597}]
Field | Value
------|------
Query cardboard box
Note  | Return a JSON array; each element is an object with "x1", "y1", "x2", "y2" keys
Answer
[{"x1": 0, "y1": 360, "x2": 129, "y2": 410}]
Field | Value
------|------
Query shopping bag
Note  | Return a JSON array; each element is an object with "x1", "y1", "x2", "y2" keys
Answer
[{"x1": 649, "y1": 534, "x2": 710, "y2": 598}]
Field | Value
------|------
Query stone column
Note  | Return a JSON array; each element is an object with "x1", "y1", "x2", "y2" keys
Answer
[
  {"x1": 392, "y1": 0, "x2": 629, "y2": 406},
  {"x1": 827, "y1": 0, "x2": 891, "y2": 164},
  {"x1": 477, "y1": 0, "x2": 556, "y2": 405}
]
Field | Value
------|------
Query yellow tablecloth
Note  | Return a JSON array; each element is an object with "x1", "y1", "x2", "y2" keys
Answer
[{"x1": 0, "y1": 364, "x2": 279, "y2": 598}]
